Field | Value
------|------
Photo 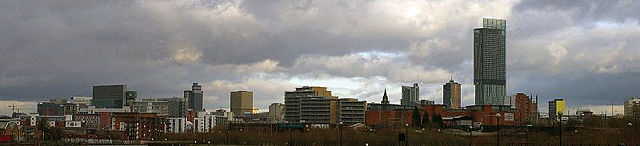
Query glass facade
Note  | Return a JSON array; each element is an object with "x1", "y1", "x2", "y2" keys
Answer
[{"x1": 474, "y1": 18, "x2": 507, "y2": 105}]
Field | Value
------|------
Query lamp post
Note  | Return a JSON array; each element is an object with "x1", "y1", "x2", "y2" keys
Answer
[
  {"x1": 469, "y1": 125, "x2": 473, "y2": 145},
  {"x1": 495, "y1": 113, "x2": 501, "y2": 146},
  {"x1": 404, "y1": 123, "x2": 409, "y2": 146},
  {"x1": 628, "y1": 122, "x2": 633, "y2": 144},
  {"x1": 558, "y1": 114, "x2": 562, "y2": 146},
  {"x1": 339, "y1": 121, "x2": 344, "y2": 146}
]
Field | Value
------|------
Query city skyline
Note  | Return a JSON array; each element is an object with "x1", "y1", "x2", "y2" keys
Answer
[{"x1": 1, "y1": 1, "x2": 639, "y2": 116}]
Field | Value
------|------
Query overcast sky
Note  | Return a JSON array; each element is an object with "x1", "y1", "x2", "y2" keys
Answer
[{"x1": 0, "y1": 0, "x2": 639, "y2": 115}]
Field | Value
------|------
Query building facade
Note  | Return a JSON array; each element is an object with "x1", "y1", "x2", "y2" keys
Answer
[
  {"x1": 549, "y1": 99, "x2": 565, "y2": 120},
  {"x1": 284, "y1": 86, "x2": 337, "y2": 124},
  {"x1": 401, "y1": 83, "x2": 420, "y2": 106},
  {"x1": 624, "y1": 97, "x2": 640, "y2": 120},
  {"x1": 338, "y1": 98, "x2": 367, "y2": 125},
  {"x1": 37, "y1": 99, "x2": 77, "y2": 116},
  {"x1": 230, "y1": 91, "x2": 254, "y2": 115},
  {"x1": 474, "y1": 18, "x2": 507, "y2": 106},
  {"x1": 513, "y1": 93, "x2": 537, "y2": 125},
  {"x1": 268, "y1": 103, "x2": 285, "y2": 122},
  {"x1": 125, "y1": 91, "x2": 137, "y2": 106},
  {"x1": 443, "y1": 79, "x2": 461, "y2": 109},
  {"x1": 131, "y1": 99, "x2": 169, "y2": 116},
  {"x1": 158, "y1": 97, "x2": 189, "y2": 118},
  {"x1": 92, "y1": 85, "x2": 127, "y2": 108},
  {"x1": 166, "y1": 118, "x2": 187, "y2": 133},
  {"x1": 70, "y1": 96, "x2": 93, "y2": 108},
  {"x1": 193, "y1": 111, "x2": 215, "y2": 133}
]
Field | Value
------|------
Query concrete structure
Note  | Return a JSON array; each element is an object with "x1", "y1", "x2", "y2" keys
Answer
[
  {"x1": 401, "y1": 83, "x2": 420, "y2": 106},
  {"x1": 92, "y1": 85, "x2": 127, "y2": 108},
  {"x1": 443, "y1": 79, "x2": 461, "y2": 109},
  {"x1": 474, "y1": 18, "x2": 507, "y2": 106},
  {"x1": 211, "y1": 109, "x2": 234, "y2": 126},
  {"x1": 131, "y1": 99, "x2": 169, "y2": 116},
  {"x1": 158, "y1": 97, "x2": 189, "y2": 118},
  {"x1": 230, "y1": 91, "x2": 254, "y2": 115},
  {"x1": 268, "y1": 103, "x2": 285, "y2": 122},
  {"x1": 338, "y1": 98, "x2": 367, "y2": 125},
  {"x1": 513, "y1": 93, "x2": 538, "y2": 125},
  {"x1": 166, "y1": 118, "x2": 187, "y2": 133},
  {"x1": 184, "y1": 83, "x2": 203, "y2": 111},
  {"x1": 284, "y1": 86, "x2": 337, "y2": 124},
  {"x1": 549, "y1": 99, "x2": 565, "y2": 120},
  {"x1": 193, "y1": 111, "x2": 215, "y2": 133},
  {"x1": 70, "y1": 96, "x2": 92, "y2": 107},
  {"x1": 420, "y1": 100, "x2": 435, "y2": 105},
  {"x1": 624, "y1": 97, "x2": 640, "y2": 120}
]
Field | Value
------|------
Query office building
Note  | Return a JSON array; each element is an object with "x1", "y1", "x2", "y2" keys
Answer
[
  {"x1": 92, "y1": 85, "x2": 127, "y2": 108},
  {"x1": 184, "y1": 83, "x2": 203, "y2": 111},
  {"x1": 230, "y1": 91, "x2": 254, "y2": 115},
  {"x1": 338, "y1": 98, "x2": 367, "y2": 125},
  {"x1": 624, "y1": 97, "x2": 640, "y2": 120},
  {"x1": 268, "y1": 103, "x2": 285, "y2": 122},
  {"x1": 549, "y1": 99, "x2": 565, "y2": 120},
  {"x1": 443, "y1": 79, "x2": 461, "y2": 109},
  {"x1": 284, "y1": 86, "x2": 337, "y2": 124},
  {"x1": 474, "y1": 18, "x2": 507, "y2": 105},
  {"x1": 401, "y1": 83, "x2": 420, "y2": 106},
  {"x1": 158, "y1": 97, "x2": 189, "y2": 118},
  {"x1": 131, "y1": 99, "x2": 169, "y2": 116}
]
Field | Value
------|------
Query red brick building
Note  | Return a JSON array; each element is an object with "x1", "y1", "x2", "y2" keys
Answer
[
  {"x1": 111, "y1": 112, "x2": 166, "y2": 140},
  {"x1": 514, "y1": 93, "x2": 538, "y2": 125}
]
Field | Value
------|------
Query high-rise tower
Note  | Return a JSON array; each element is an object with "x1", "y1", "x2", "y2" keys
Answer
[
  {"x1": 185, "y1": 83, "x2": 203, "y2": 111},
  {"x1": 401, "y1": 83, "x2": 419, "y2": 106},
  {"x1": 474, "y1": 18, "x2": 506, "y2": 105},
  {"x1": 443, "y1": 79, "x2": 461, "y2": 109}
]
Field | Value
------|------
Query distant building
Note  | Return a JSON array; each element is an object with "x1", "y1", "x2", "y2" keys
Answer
[
  {"x1": 338, "y1": 98, "x2": 367, "y2": 125},
  {"x1": 70, "y1": 96, "x2": 92, "y2": 108},
  {"x1": 230, "y1": 91, "x2": 254, "y2": 115},
  {"x1": 549, "y1": 99, "x2": 565, "y2": 120},
  {"x1": 184, "y1": 83, "x2": 203, "y2": 111},
  {"x1": 474, "y1": 18, "x2": 507, "y2": 106},
  {"x1": 401, "y1": 83, "x2": 420, "y2": 106},
  {"x1": 77, "y1": 106, "x2": 131, "y2": 114},
  {"x1": 92, "y1": 85, "x2": 127, "y2": 108},
  {"x1": 624, "y1": 97, "x2": 640, "y2": 120},
  {"x1": 268, "y1": 103, "x2": 284, "y2": 122},
  {"x1": 131, "y1": 99, "x2": 169, "y2": 116},
  {"x1": 513, "y1": 93, "x2": 538, "y2": 125},
  {"x1": 369, "y1": 90, "x2": 414, "y2": 111},
  {"x1": 73, "y1": 114, "x2": 100, "y2": 129},
  {"x1": 111, "y1": 112, "x2": 166, "y2": 140},
  {"x1": 166, "y1": 118, "x2": 187, "y2": 133},
  {"x1": 284, "y1": 86, "x2": 337, "y2": 124},
  {"x1": 158, "y1": 97, "x2": 189, "y2": 118},
  {"x1": 37, "y1": 99, "x2": 77, "y2": 116},
  {"x1": 443, "y1": 79, "x2": 461, "y2": 109},
  {"x1": 193, "y1": 111, "x2": 215, "y2": 133}
]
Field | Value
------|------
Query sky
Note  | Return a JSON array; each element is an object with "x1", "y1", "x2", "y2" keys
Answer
[{"x1": 0, "y1": 0, "x2": 639, "y2": 115}]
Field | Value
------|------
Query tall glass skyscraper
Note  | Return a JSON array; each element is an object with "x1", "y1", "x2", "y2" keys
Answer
[
  {"x1": 401, "y1": 83, "x2": 419, "y2": 106},
  {"x1": 474, "y1": 18, "x2": 506, "y2": 105}
]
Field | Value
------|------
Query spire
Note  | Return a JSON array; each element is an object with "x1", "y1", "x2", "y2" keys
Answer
[{"x1": 382, "y1": 88, "x2": 389, "y2": 104}]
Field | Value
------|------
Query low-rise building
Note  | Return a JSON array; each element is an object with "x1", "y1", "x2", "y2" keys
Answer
[
  {"x1": 193, "y1": 111, "x2": 215, "y2": 133},
  {"x1": 131, "y1": 99, "x2": 169, "y2": 116},
  {"x1": 166, "y1": 118, "x2": 188, "y2": 133},
  {"x1": 625, "y1": 97, "x2": 640, "y2": 120}
]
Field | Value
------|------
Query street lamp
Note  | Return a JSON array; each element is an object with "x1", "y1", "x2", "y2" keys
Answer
[
  {"x1": 404, "y1": 123, "x2": 409, "y2": 146},
  {"x1": 339, "y1": 121, "x2": 344, "y2": 146},
  {"x1": 628, "y1": 122, "x2": 633, "y2": 143},
  {"x1": 495, "y1": 113, "x2": 501, "y2": 146},
  {"x1": 469, "y1": 125, "x2": 473, "y2": 145}
]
